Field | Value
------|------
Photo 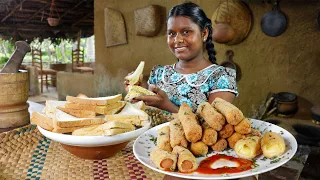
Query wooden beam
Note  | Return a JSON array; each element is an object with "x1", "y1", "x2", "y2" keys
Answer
[
  {"x1": 71, "y1": 12, "x2": 93, "y2": 27},
  {"x1": 0, "y1": 24, "x2": 92, "y2": 32},
  {"x1": 59, "y1": 0, "x2": 85, "y2": 19},
  {"x1": 1, "y1": 0, "x2": 27, "y2": 23},
  {"x1": 24, "y1": 3, "x2": 50, "y2": 24}
]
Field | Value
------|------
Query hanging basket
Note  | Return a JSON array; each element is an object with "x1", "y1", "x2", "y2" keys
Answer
[{"x1": 47, "y1": 17, "x2": 59, "y2": 26}]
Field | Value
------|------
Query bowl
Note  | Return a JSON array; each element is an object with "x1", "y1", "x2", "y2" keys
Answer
[{"x1": 37, "y1": 122, "x2": 150, "y2": 160}]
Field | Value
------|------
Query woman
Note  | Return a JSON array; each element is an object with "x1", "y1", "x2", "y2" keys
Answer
[{"x1": 126, "y1": 2, "x2": 238, "y2": 113}]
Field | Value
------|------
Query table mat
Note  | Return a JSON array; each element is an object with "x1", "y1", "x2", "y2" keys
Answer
[{"x1": 0, "y1": 125, "x2": 164, "y2": 180}]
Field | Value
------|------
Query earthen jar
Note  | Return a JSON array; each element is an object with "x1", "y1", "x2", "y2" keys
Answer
[{"x1": 212, "y1": 23, "x2": 236, "y2": 43}]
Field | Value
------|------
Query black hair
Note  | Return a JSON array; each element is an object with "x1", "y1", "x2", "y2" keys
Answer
[{"x1": 168, "y1": 2, "x2": 217, "y2": 64}]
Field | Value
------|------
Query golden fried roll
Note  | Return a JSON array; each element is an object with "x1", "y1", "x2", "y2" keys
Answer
[
  {"x1": 190, "y1": 141, "x2": 208, "y2": 157},
  {"x1": 228, "y1": 132, "x2": 245, "y2": 149},
  {"x1": 248, "y1": 128, "x2": 262, "y2": 137},
  {"x1": 157, "y1": 126, "x2": 172, "y2": 152},
  {"x1": 150, "y1": 148, "x2": 177, "y2": 171},
  {"x1": 201, "y1": 122, "x2": 218, "y2": 146},
  {"x1": 219, "y1": 124, "x2": 234, "y2": 139},
  {"x1": 211, "y1": 138, "x2": 228, "y2": 152},
  {"x1": 178, "y1": 103, "x2": 202, "y2": 143},
  {"x1": 172, "y1": 146, "x2": 198, "y2": 173},
  {"x1": 234, "y1": 136, "x2": 262, "y2": 159},
  {"x1": 234, "y1": 118, "x2": 252, "y2": 134},
  {"x1": 197, "y1": 102, "x2": 225, "y2": 131},
  {"x1": 212, "y1": 97, "x2": 244, "y2": 125},
  {"x1": 261, "y1": 132, "x2": 286, "y2": 158},
  {"x1": 169, "y1": 119, "x2": 188, "y2": 148}
]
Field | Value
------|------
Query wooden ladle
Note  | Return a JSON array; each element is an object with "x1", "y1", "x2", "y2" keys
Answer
[{"x1": 220, "y1": 50, "x2": 242, "y2": 81}]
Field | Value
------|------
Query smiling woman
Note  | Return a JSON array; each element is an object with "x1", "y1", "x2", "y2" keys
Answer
[{"x1": 130, "y1": 2, "x2": 238, "y2": 113}]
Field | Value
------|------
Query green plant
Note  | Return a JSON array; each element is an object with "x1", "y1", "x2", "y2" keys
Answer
[{"x1": 0, "y1": 56, "x2": 9, "y2": 64}]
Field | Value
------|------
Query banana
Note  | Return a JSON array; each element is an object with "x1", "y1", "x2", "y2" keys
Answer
[{"x1": 126, "y1": 61, "x2": 145, "y2": 85}]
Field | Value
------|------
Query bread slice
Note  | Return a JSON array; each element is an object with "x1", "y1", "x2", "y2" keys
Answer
[
  {"x1": 31, "y1": 112, "x2": 54, "y2": 131},
  {"x1": 45, "y1": 100, "x2": 104, "y2": 128},
  {"x1": 66, "y1": 94, "x2": 122, "y2": 106},
  {"x1": 106, "y1": 103, "x2": 149, "y2": 126},
  {"x1": 57, "y1": 106, "x2": 96, "y2": 118},
  {"x1": 64, "y1": 101, "x2": 126, "y2": 115},
  {"x1": 72, "y1": 121, "x2": 135, "y2": 136},
  {"x1": 53, "y1": 124, "x2": 100, "y2": 134},
  {"x1": 124, "y1": 85, "x2": 155, "y2": 101}
]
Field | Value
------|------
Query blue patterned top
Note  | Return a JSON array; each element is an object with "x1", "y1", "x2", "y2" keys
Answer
[{"x1": 148, "y1": 64, "x2": 238, "y2": 111}]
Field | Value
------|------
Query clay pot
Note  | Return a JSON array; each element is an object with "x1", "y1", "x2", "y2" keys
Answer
[
  {"x1": 47, "y1": 17, "x2": 60, "y2": 26},
  {"x1": 274, "y1": 92, "x2": 298, "y2": 115},
  {"x1": 212, "y1": 23, "x2": 236, "y2": 43}
]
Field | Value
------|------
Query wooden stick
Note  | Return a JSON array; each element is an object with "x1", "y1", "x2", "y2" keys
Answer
[{"x1": 1, "y1": 0, "x2": 27, "y2": 23}]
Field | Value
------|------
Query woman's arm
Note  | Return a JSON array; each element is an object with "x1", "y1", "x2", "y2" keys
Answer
[{"x1": 208, "y1": 91, "x2": 236, "y2": 104}]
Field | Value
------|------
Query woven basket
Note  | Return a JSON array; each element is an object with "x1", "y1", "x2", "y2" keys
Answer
[
  {"x1": 134, "y1": 5, "x2": 162, "y2": 37},
  {"x1": 104, "y1": 8, "x2": 127, "y2": 47}
]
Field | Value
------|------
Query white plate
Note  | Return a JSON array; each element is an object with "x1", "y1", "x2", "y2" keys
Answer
[
  {"x1": 38, "y1": 121, "x2": 150, "y2": 147},
  {"x1": 133, "y1": 119, "x2": 297, "y2": 180}
]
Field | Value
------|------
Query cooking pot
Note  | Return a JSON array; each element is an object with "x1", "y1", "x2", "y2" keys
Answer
[
  {"x1": 261, "y1": 1, "x2": 287, "y2": 37},
  {"x1": 212, "y1": 22, "x2": 236, "y2": 43},
  {"x1": 274, "y1": 92, "x2": 298, "y2": 115}
]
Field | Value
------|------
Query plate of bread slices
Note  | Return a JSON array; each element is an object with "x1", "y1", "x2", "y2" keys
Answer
[
  {"x1": 31, "y1": 93, "x2": 151, "y2": 159},
  {"x1": 133, "y1": 98, "x2": 297, "y2": 179}
]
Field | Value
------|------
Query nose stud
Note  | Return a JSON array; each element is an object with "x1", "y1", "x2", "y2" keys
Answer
[{"x1": 178, "y1": 39, "x2": 184, "y2": 43}]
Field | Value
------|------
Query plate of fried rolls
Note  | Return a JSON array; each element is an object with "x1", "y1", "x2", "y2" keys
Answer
[{"x1": 133, "y1": 98, "x2": 297, "y2": 179}]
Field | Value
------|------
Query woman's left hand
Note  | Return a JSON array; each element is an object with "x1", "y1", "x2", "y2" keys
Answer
[{"x1": 134, "y1": 85, "x2": 179, "y2": 113}]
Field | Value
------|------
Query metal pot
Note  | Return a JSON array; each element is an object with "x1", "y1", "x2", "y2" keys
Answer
[{"x1": 261, "y1": 1, "x2": 287, "y2": 37}]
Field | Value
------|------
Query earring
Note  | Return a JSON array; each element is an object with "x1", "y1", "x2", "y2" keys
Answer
[{"x1": 203, "y1": 38, "x2": 206, "y2": 42}]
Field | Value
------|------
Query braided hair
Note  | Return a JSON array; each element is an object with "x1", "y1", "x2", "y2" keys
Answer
[{"x1": 168, "y1": 2, "x2": 217, "y2": 64}]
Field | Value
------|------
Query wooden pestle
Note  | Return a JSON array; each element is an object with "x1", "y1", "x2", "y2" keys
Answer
[{"x1": 0, "y1": 41, "x2": 31, "y2": 73}]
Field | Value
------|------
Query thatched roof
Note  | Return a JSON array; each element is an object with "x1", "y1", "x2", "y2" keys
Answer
[{"x1": 0, "y1": 0, "x2": 93, "y2": 42}]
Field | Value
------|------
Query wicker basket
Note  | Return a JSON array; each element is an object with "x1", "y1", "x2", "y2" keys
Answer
[
  {"x1": 134, "y1": 5, "x2": 162, "y2": 37},
  {"x1": 47, "y1": 17, "x2": 59, "y2": 27}
]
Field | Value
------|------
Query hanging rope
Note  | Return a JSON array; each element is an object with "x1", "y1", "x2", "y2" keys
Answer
[{"x1": 49, "y1": 0, "x2": 60, "y2": 19}]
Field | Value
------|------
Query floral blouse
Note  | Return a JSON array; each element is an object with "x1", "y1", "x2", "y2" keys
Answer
[{"x1": 147, "y1": 64, "x2": 238, "y2": 111}]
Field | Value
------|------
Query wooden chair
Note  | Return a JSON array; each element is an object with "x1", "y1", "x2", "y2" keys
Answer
[
  {"x1": 31, "y1": 48, "x2": 57, "y2": 93},
  {"x1": 72, "y1": 49, "x2": 94, "y2": 74}
]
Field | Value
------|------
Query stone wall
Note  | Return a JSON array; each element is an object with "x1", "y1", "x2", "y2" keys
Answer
[{"x1": 94, "y1": 0, "x2": 320, "y2": 116}]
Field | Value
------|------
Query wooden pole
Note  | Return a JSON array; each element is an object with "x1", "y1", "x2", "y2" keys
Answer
[{"x1": 1, "y1": 0, "x2": 27, "y2": 23}]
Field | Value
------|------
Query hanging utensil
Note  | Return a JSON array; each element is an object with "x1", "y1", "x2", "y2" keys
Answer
[
  {"x1": 212, "y1": 0, "x2": 236, "y2": 43},
  {"x1": 261, "y1": 0, "x2": 287, "y2": 37},
  {"x1": 317, "y1": 11, "x2": 320, "y2": 29},
  {"x1": 220, "y1": 50, "x2": 242, "y2": 81}
]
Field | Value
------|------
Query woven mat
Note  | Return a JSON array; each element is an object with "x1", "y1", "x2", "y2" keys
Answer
[{"x1": 0, "y1": 125, "x2": 164, "y2": 180}]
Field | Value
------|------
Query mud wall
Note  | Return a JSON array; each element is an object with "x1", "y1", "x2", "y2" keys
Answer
[{"x1": 94, "y1": 0, "x2": 320, "y2": 116}]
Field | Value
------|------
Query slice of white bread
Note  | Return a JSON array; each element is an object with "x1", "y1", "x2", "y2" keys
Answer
[
  {"x1": 57, "y1": 106, "x2": 96, "y2": 118},
  {"x1": 106, "y1": 102, "x2": 149, "y2": 126},
  {"x1": 66, "y1": 94, "x2": 122, "y2": 106},
  {"x1": 45, "y1": 100, "x2": 104, "y2": 128},
  {"x1": 31, "y1": 111, "x2": 98, "y2": 134},
  {"x1": 64, "y1": 101, "x2": 126, "y2": 115},
  {"x1": 124, "y1": 85, "x2": 155, "y2": 101},
  {"x1": 31, "y1": 112, "x2": 54, "y2": 131},
  {"x1": 72, "y1": 121, "x2": 135, "y2": 136}
]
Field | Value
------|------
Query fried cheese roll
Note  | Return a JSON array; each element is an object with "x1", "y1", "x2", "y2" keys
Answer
[
  {"x1": 190, "y1": 141, "x2": 208, "y2": 157},
  {"x1": 197, "y1": 102, "x2": 225, "y2": 131},
  {"x1": 211, "y1": 138, "x2": 228, "y2": 152},
  {"x1": 150, "y1": 148, "x2": 177, "y2": 171},
  {"x1": 261, "y1": 132, "x2": 286, "y2": 158},
  {"x1": 228, "y1": 132, "x2": 245, "y2": 149},
  {"x1": 234, "y1": 118, "x2": 252, "y2": 134},
  {"x1": 234, "y1": 136, "x2": 262, "y2": 159},
  {"x1": 169, "y1": 119, "x2": 188, "y2": 148},
  {"x1": 219, "y1": 124, "x2": 234, "y2": 139},
  {"x1": 201, "y1": 122, "x2": 218, "y2": 146},
  {"x1": 157, "y1": 126, "x2": 172, "y2": 152},
  {"x1": 178, "y1": 103, "x2": 202, "y2": 143},
  {"x1": 172, "y1": 146, "x2": 198, "y2": 173},
  {"x1": 212, "y1": 98, "x2": 244, "y2": 125}
]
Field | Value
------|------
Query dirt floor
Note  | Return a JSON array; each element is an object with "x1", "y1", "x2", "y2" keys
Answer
[{"x1": 27, "y1": 86, "x2": 58, "y2": 105}]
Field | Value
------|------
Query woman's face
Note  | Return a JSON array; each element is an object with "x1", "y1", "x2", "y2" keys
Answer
[{"x1": 167, "y1": 16, "x2": 206, "y2": 61}]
